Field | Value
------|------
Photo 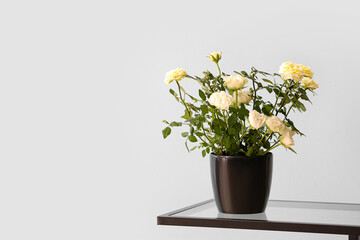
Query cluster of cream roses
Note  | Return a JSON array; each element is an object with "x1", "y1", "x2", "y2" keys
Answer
[
  {"x1": 208, "y1": 75, "x2": 253, "y2": 110},
  {"x1": 279, "y1": 62, "x2": 319, "y2": 90},
  {"x1": 248, "y1": 111, "x2": 295, "y2": 148},
  {"x1": 163, "y1": 53, "x2": 318, "y2": 152},
  {"x1": 206, "y1": 73, "x2": 294, "y2": 148}
]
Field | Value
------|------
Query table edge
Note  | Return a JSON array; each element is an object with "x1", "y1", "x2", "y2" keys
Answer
[{"x1": 157, "y1": 199, "x2": 360, "y2": 235}]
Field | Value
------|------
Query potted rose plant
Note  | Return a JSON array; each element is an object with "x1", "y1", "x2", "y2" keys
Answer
[{"x1": 162, "y1": 52, "x2": 318, "y2": 214}]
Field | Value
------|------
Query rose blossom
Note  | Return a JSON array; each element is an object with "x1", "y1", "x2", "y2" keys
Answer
[
  {"x1": 281, "y1": 128, "x2": 295, "y2": 148},
  {"x1": 208, "y1": 51, "x2": 222, "y2": 63},
  {"x1": 208, "y1": 91, "x2": 232, "y2": 111},
  {"x1": 301, "y1": 77, "x2": 319, "y2": 90},
  {"x1": 164, "y1": 68, "x2": 187, "y2": 85},
  {"x1": 233, "y1": 89, "x2": 252, "y2": 104},
  {"x1": 249, "y1": 110, "x2": 266, "y2": 129},
  {"x1": 223, "y1": 75, "x2": 248, "y2": 90},
  {"x1": 266, "y1": 116, "x2": 286, "y2": 133}
]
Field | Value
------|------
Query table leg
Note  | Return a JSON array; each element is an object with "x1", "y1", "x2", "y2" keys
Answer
[{"x1": 349, "y1": 235, "x2": 359, "y2": 240}]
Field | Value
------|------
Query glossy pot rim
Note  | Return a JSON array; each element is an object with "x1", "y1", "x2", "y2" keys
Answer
[{"x1": 210, "y1": 152, "x2": 272, "y2": 159}]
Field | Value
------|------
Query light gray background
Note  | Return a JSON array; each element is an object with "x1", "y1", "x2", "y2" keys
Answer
[{"x1": 0, "y1": 0, "x2": 359, "y2": 239}]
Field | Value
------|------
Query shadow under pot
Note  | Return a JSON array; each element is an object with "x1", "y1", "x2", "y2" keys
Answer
[{"x1": 210, "y1": 153, "x2": 273, "y2": 214}]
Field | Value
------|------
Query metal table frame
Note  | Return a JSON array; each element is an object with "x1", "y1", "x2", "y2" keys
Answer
[{"x1": 158, "y1": 199, "x2": 360, "y2": 240}]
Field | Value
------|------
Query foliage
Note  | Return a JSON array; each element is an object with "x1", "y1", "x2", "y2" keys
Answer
[{"x1": 162, "y1": 53, "x2": 318, "y2": 157}]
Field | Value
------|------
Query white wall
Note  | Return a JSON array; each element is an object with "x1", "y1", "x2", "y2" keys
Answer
[{"x1": 1, "y1": 0, "x2": 360, "y2": 239}]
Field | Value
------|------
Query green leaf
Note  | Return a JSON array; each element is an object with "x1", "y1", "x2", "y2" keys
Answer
[
  {"x1": 200, "y1": 104, "x2": 208, "y2": 115},
  {"x1": 188, "y1": 135, "x2": 197, "y2": 142},
  {"x1": 262, "y1": 106, "x2": 271, "y2": 116},
  {"x1": 228, "y1": 107, "x2": 237, "y2": 113},
  {"x1": 264, "y1": 140, "x2": 271, "y2": 149},
  {"x1": 206, "y1": 147, "x2": 210, "y2": 154},
  {"x1": 288, "y1": 147, "x2": 297, "y2": 154},
  {"x1": 246, "y1": 146, "x2": 254, "y2": 156},
  {"x1": 219, "y1": 119, "x2": 227, "y2": 128},
  {"x1": 202, "y1": 150, "x2": 206, "y2": 158},
  {"x1": 199, "y1": 90, "x2": 206, "y2": 101},
  {"x1": 169, "y1": 89, "x2": 179, "y2": 101},
  {"x1": 241, "y1": 71, "x2": 248, "y2": 77},
  {"x1": 230, "y1": 143, "x2": 238, "y2": 152},
  {"x1": 190, "y1": 146, "x2": 197, "y2": 152},
  {"x1": 233, "y1": 123, "x2": 242, "y2": 136},
  {"x1": 170, "y1": 121, "x2": 182, "y2": 127},
  {"x1": 295, "y1": 101, "x2": 306, "y2": 112},
  {"x1": 162, "y1": 127, "x2": 171, "y2": 139},
  {"x1": 273, "y1": 88, "x2": 280, "y2": 95},
  {"x1": 239, "y1": 104, "x2": 249, "y2": 118},
  {"x1": 262, "y1": 78, "x2": 273, "y2": 84},
  {"x1": 300, "y1": 94, "x2": 310, "y2": 101},
  {"x1": 228, "y1": 114, "x2": 237, "y2": 126},
  {"x1": 195, "y1": 132, "x2": 204, "y2": 137},
  {"x1": 265, "y1": 86, "x2": 273, "y2": 93},
  {"x1": 181, "y1": 132, "x2": 189, "y2": 137},
  {"x1": 228, "y1": 127, "x2": 234, "y2": 135},
  {"x1": 224, "y1": 137, "x2": 231, "y2": 149},
  {"x1": 262, "y1": 104, "x2": 273, "y2": 116},
  {"x1": 169, "y1": 89, "x2": 176, "y2": 95},
  {"x1": 181, "y1": 109, "x2": 192, "y2": 120},
  {"x1": 186, "y1": 93, "x2": 199, "y2": 102},
  {"x1": 190, "y1": 126, "x2": 194, "y2": 135},
  {"x1": 162, "y1": 120, "x2": 169, "y2": 124},
  {"x1": 185, "y1": 141, "x2": 190, "y2": 152},
  {"x1": 213, "y1": 125, "x2": 221, "y2": 134},
  {"x1": 256, "y1": 81, "x2": 263, "y2": 88}
]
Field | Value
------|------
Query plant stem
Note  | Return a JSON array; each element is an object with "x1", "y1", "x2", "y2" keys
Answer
[
  {"x1": 216, "y1": 63, "x2": 221, "y2": 76},
  {"x1": 263, "y1": 141, "x2": 281, "y2": 155},
  {"x1": 252, "y1": 79, "x2": 257, "y2": 109},
  {"x1": 238, "y1": 127, "x2": 250, "y2": 143},
  {"x1": 257, "y1": 131, "x2": 268, "y2": 145},
  {"x1": 197, "y1": 135, "x2": 208, "y2": 145},
  {"x1": 176, "y1": 81, "x2": 190, "y2": 115},
  {"x1": 201, "y1": 124, "x2": 213, "y2": 147},
  {"x1": 272, "y1": 80, "x2": 287, "y2": 114},
  {"x1": 186, "y1": 75, "x2": 204, "y2": 88},
  {"x1": 284, "y1": 103, "x2": 294, "y2": 119},
  {"x1": 235, "y1": 90, "x2": 238, "y2": 106}
]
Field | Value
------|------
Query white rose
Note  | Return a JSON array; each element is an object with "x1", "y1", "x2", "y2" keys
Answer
[
  {"x1": 223, "y1": 75, "x2": 248, "y2": 90},
  {"x1": 301, "y1": 77, "x2": 319, "y2": 90},
  {"x1": 279, "y1": 62, "x2": 303, "y2": 82},
  {"x1": 266, "y1": 116, "x2": 286, "y2": 133},
  {"x1": 208, "y1": 91, "x2": 232, "y2": 111},
  {"x1": 233, "y1": 89, "x2": 252, "y2": 104},
  {"x1": 301, "y1": 65, "x2": 314, "y2": 78},
  {"x1": 249, "y1": 110, "x2": 266, "y2": 129},
  {"x1": 208, "y1": 51, "x2": 222, "y2": 63},
  {"x1": 281, "y1": 128, "x2": 295, "y2": 148},
  {"x1": 164, "y1": 68, "x2": 187, "y2": 85},
  {"x1": 279, "y1": 62, "x2": 314, "y2": 82}
]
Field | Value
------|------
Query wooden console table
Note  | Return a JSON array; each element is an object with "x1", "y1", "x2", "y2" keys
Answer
[{"x1": 158, "y1": 199, "x2": 360, "y2": 240}]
